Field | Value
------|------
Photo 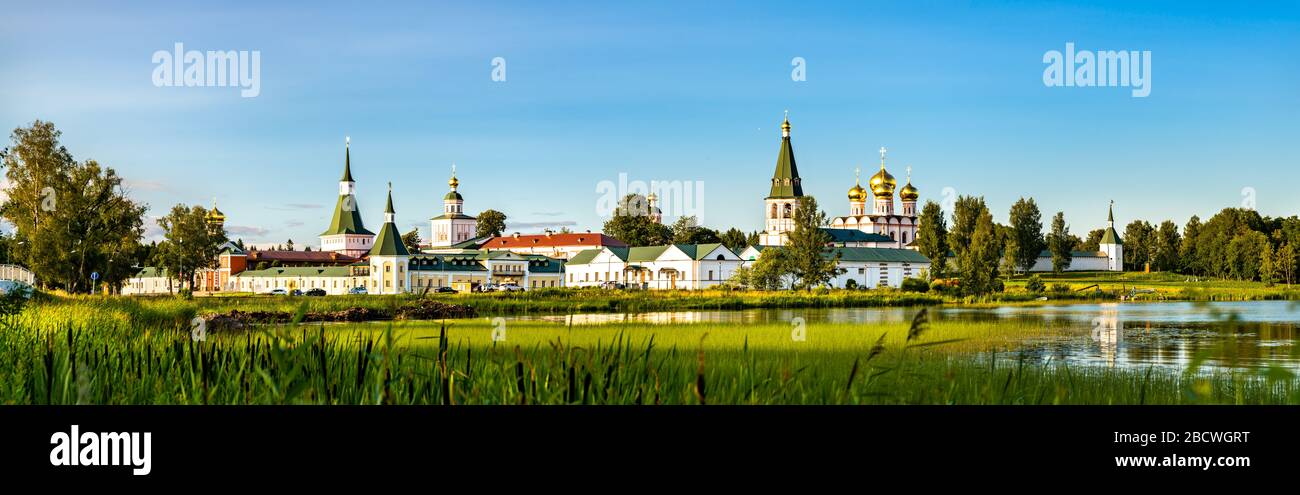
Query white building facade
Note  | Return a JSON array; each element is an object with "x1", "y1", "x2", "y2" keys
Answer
[{"x1": 565, "y1": 243, "x2": 744, "y2": 290}]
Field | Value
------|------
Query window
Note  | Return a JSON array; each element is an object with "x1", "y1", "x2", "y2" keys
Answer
[{"x1": 708, "y1": 270, "x2": 713, "y2": 280}]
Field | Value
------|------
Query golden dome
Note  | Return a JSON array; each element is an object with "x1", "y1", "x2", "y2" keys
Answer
[
  {"x1": 848, "y1": 182, "x2": 867, "y2": 202},
  {"x1": 448, "y1": 175, "x2": 459, "y2": 189},
  {"x1": 899, "y1": 181, "x2": 919, "y2": 201},
  {"x1": 869, "y1": 166, "x2": 896, "y2": 198}
]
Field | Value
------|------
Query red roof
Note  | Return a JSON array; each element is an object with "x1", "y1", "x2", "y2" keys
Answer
[
  {"x1": 484, "y1": 233, "x2": 628, "y2": 249},
  {"x1": 245, "y1": 250, "x2": 361, "y2": 264}
]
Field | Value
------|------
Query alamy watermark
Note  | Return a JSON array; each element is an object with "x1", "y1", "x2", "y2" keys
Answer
[
  {"x1": 152, "y1": 42, "x2": 261, "y2": 98},
  {"x1": 596, "y1": 173, "x2": 704, "y2": 219},
  {"x1": 1043, "y1": 42, "x2": 1151, "y2": 97}
]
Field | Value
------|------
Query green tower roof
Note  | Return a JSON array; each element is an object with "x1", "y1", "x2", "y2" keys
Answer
[
  {"x1": 767, "y1": 116, "x2": 803, "y2": 199},
  {"x1": 1100, "y1": 202, "x2": 1122, "y2": 245},
  {"x1": 321, "y1": 142, "x2": 371, "y2": 236},
  {"x1": 369, "y1": 187, "x2": 409, "y2": 257}
]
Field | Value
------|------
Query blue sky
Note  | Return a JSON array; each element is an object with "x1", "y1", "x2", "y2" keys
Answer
[{"x1": 2, "y1": 1, "x2": 1297, "y2": 246}]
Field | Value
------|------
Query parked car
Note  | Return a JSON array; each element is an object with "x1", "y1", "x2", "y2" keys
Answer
[
  {"x1": 479, "y1": 283, "x2": 500, "y2": 292},
  {"x1": 497, "y1": 283, "x2": 524, "y2": 292},
  {"x1": 268, "y1": 288, "x2": 288, "y2": 296},
  {"x1": 599, "y1": 281, "x2": 625, "y2": 290},
  {"x1": 433, "y1": 286, "x2": 457, "y2": 293},
  {"x1": 305, "y1": 288, "x2": 327, "y2": 296},
  {"x1": 349, "y1": 286, "x2": 368, "y2": 295},
  {"x1": 290, "y1": 289, "x2": 303, "y2": 296}
]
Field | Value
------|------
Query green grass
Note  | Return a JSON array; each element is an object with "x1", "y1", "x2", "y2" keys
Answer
[{"x1": 2, "y1": 311, "x2": 1296, "y2": 405}]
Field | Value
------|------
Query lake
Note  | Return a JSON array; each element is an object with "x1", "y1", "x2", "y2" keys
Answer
[{"x1": 504, "y1": 300, "x2": 1300, "y2": 373}]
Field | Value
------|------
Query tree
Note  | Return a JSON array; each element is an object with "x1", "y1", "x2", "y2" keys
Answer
[
  {"x1": 1047, "y1": 211, "x2": 1072, "y2": 274},
  {"x1": 949, "y1": 196, "x2": 987, "y2": 260},
  {"x1": 785, "y1": 196, "x2": 841, "y2": 290},
  {"x1": 747, "y1": 248, "x2": 790, "y2": 290},
  {"x1": 960, "y1": 207, "x2": 1001, "y2": 296},
  {"x1": 1123, "y1": 220, "x2": 1156, "y2": 271},
  {"x1": 0, "y1": 120, "x2": 146, "y2": 292},
  {"x1": 914, "y1": 200, "x2": 949, "y2": 278},
  {"x1": 477, "y1": 209, "x2": 507, "y2": 238},
  {"x1": 602, "y1": 194, "x2": 671, "y2": 247},
  {"x1": 1179, "y1": 215, "x2": 1202, "y2": 274},
  {"x1": 1260, "y1": 244, "x2": 1277, "y2": 286},
  {"x1": 1278, "y1": 243, "x2": 1296, "y2": 285},
  {"x1": 669, "y1": 215, "x2": 722, "y2": 244},
  {"x1": 402, "y1": 229, "x2": 422, "y2": 253},
  {"x1": 285, "y1": 239, "x2": 295, "y2": 251},
  {"x1": 1008, "y1": 197, "x2": 1044, "y2": 274},
  {"x1": 153, "y1": 204, "x2": 227, "y2": 292},
  {"x1": 1080, "y1": 229, "x2": 1105, "y2": 252},
  {"x1": 718, "y1": 228, "x2": 748, "y2": 252},
  {"x1": 746, "y1": 231, "x2": 761, "y2": 247},
  {"x1": 235, "y1": 238, "x2": 246, "y2": 251},
  {"x1": 1153, "y1": 220, "x2": 1181, "y2": 272}
]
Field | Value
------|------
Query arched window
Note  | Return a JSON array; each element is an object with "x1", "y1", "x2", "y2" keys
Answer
[
  {"x1": 783, "y1": 203, "x2": 792, "y2": 219},
  {"x1": 716, "y1": 254, "x2": 725, "y2": 260},
  {"x1": 902, "y1": 231, "x2": 908, "y2": 243},
  {"x1": 770, "y1": 204, "x2": 777, "y2": 219}
]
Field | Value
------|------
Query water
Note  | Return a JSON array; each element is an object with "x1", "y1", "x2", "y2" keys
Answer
[{"x1": 505, "y1": 301, "x2": 1300, "y2": 373}]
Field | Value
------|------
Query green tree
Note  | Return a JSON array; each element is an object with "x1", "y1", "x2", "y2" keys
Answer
[
  {"x1": 785, "y1": 196, "x2": 841, "y2": 290},
  {"x1": 0, "y1": 121, "x2": 146, "y2": 292},
  {"x1": 1260, "y1": 244, "x2": 1277, "y2": 286},
  {"x1": 745, "y1": 231, "x2": 761, "y2": 247},
  {"x1": 1080, "y1": 229, "x2": 1105, "y2": 252},
  {"x1": 747, "y1": 248, "x2": 789, "y2": 290},
  {"x1": 153, "y1": 204, "x2": 227, "y2": 292},
  {"x1": 285, "y1": 239, "x2": 295, "y2": 251},
  {"x1": 669, "y1": 215, "x2": 722, "y2": 244},
  {"x1": 1277, "y1": 243, "x2": 1296, "y2": 285},
  {"x1": 960, "y1": 206, "x2": 1000, "y2": 296},
  {"x1": 718, "y1": 228, "x2": 748, "y2": 252},
  {"x1": 949, "y1": 196, "x2": 987, "y2": 260},
  {"x1": 402, "y1": 229, "x2": 422, "y2": 253},
  {"x1": 914, "y1": 200, "x2": 949, "y2": 278},
  {"x1": 476, "y1": 209, "x2": 507, "y2": 238},
  {"x1": 1047, "y1": 211, "x2": 1072, "y2": 274},
  {"x1": 1154, "y1": 220, "x2": 1181, "y2": 272},
  {"x1": 1123, "y1": 220, "x2": 1156, "y2": 271},
  {"x1": 602, "y1": 194, "x2": 671, "y2": 247},
  {"x1": 1008, "y1": 197, "x2": 1044, "y2": 274},
  {"x1": 1179, "y1": 215, "x2": 1202, "y2": 274}
]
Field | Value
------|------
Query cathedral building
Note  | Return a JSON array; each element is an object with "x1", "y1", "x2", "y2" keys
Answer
[
  {"x1": 429, "y1": 166, "x2": 477, "y2": 248},
  {"x1": 758, "y1": 115, "x2": 920, "y2": 250},
  {"x1": 829, "y1": 147, "x2": 919, "y2": 249}
]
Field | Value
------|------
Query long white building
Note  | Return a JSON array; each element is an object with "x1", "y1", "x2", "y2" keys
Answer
[{"x1": 564, "y1": 243, "x2": 744, "y2": 289}]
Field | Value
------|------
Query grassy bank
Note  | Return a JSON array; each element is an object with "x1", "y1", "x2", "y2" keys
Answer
[{"x1": 2, "y1": 314, "x2": 1296, "y2": 405}]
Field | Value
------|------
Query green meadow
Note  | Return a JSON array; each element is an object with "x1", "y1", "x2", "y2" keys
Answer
[{"x1": 3, "y1": 295, "x2": 1299, "y2": 405}]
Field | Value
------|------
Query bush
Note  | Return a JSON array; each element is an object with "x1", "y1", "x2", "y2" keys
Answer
[
  {"x1": 1050, "y1": 283, "x2": 1072, "y2": 293},
  {"x1": 992, "y1": 279, "x2": 1005, "y2": 293},
  {"x1": 1024, "y1": 275, "x2": 1046, "y2": 293},
  {"x1": 844, "y1": 279, "x2": 858, "y2": 290},
  {"x1": 900, "y1": 277, "x2": 929, "y2": 293}
]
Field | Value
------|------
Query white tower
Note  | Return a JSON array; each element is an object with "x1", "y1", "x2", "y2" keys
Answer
[
  {"x1": 319, "y1": 136, "x2": 375, "y2": 257},
  {"x1": 369, "y1": 183, "x2": 411, "y2": 294},
  {"x1": 869, "y1": 147, "x2": 896, "y2": 216},
  {"x1": 759, "y1": 112, "x2": 802, "y2": 246},
  {"x1": 1099, "y1": 201, "x2": 1124, "y2": 272}
]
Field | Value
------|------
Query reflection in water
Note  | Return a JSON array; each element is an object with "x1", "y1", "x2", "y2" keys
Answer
[
  {"x1": 506, "y1": 300, "x2": 1300, "y2": 374},
  {"x1": 1091, "y1": 305, "x2": 1122, "y2": 368}
]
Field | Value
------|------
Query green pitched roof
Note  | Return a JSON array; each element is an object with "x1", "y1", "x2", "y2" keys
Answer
[
  {"x1": 674, "y1": 243, "x2": 733, "y2": 260},
  {"x1": 566, "y1": 249, "x2": 601, "y2": 265},
  {"x1": 821, "y1": 228, "x2": 894, "y2": 243},
  {"x1": 767, "y1": 119, "x2": 803, "y2": 199},
  {"x1": 1100, "y1": 203, "x2": 1122, "y2": 245},
  {"x1": 430, "y1": 213, "x2": 476, "y2": 221},
  {"x1": 321, "y1": 194, "x2": 373, "y2": 236},
  {"x1": 829, "y1": 247, "x2": 931, "y2": 263},
  {"x1": 369, "y1": 189, "x2": 409, "y2": 257}
]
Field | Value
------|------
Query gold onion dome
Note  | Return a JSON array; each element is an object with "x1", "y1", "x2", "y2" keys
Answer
[
  {"x1": 847, "y1": 169, "x2": 868, "y2": 202},
  {"x1": 869, "y1": 167, "x2": 896, "y2": 198},
  {"x1": 448, "y1": 175, "x2": 459, "y2": 189},
  {"x1": 899, "y1": 181, "x2": 919, "y2": 201}
]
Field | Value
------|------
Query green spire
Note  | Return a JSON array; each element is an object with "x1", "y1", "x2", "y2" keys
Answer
[
  {"x1": 341, "y1": 137, "x2": 354, "y2": 182},
  {"x1": 1100, "y1": 201, "x2": 1122, "y2": 245},
  {"x1": 369, "y1": 183, "x2": 409, "y2": 256},
  {"x1": 321, "y1": 137, "x2": 371, "y2": 236},
  {"x1": 767, "y1": 112, "x2": 803, "y2": 199}
]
